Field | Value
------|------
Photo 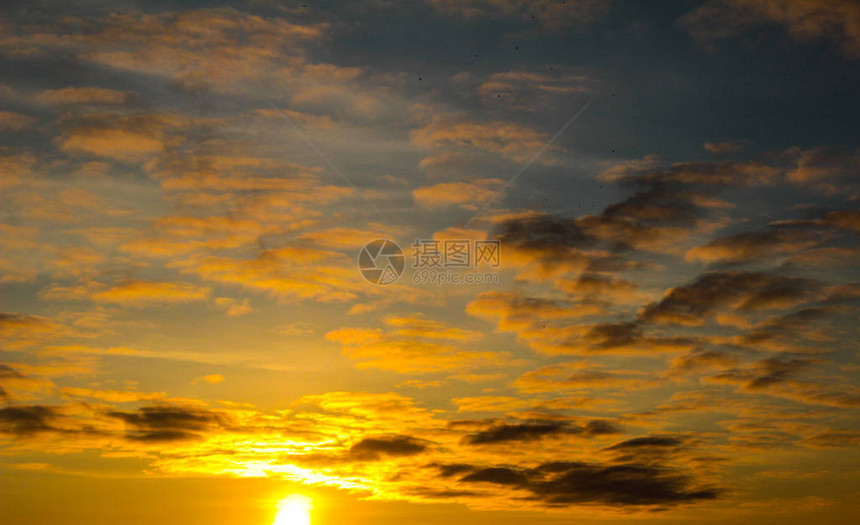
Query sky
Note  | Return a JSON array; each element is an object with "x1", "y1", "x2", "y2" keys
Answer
[{"x1": 1, "y1": 1, "x2": 859, "y2": 524}]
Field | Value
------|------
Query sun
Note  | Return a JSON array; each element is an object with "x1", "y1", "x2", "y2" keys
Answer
[{"x1": 273, "y1": 494, "x2": 313, "y2": 525}]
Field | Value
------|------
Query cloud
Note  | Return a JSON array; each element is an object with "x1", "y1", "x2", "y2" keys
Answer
[
  {"x1": 462, "y1": 421, "x2": 568, "y2": 444},
  {"x1": 664, "y1": 350, "x2": 740, "y2": 377},
  {"x1": 466, "y1": 291, "x2": 595, "y2": 332},
  {"x1": 685, "y1": 227, "x2": 820, "y2": 265},
  {"x1": 0, "y1": 365, "x2": 54, "y2": 402},
  {"x1": 462, "y1": 419, "x2": 620, "y2": 445},
  {"x1": 0, "y1": 313, "x2": 70, "y2": 349},
  {"x1": 91, "y1": 280, "x2": 210, "y2": 306},
  {"x1": 60, "y1": 387, "x2": 169, "y2": 404},
  {"x1": 108, "y1": 405, "x2": 228, "y2": 442},
  {"x1": 703, "y1": 141, "x2": 746, "y2": 155},
  {"x1": 193, "y1": 374, "x2": 225, "y2": 385},
  {"x1": 514, "y1": 362, "x2": 657, "y2": 392},
  {"x1": 801, "y1": 429, "x2": 860, "y2": 449},
  {"x1": 451, "y1": 458, "x2": 718, "y2": 507},
  {"x1": 825, "y1": 209, "x2": 860, "y2": 232},
  {"x1": 0, "y1": 151, "x2": 35, "y2": 190},
  {"x1": 786, "y1": 147, "x2": 860, "y2": 194},
  {"x1": 607, "y1": 436, "x2": 683, "y2": 451},
  {"x1": 603, "y1": 435, "x2": 695, "y2": 464},
  {"x1": 348, "y1": 435, "x2": 430, "y2": 460},
  {"x1": 599, "y1": 157, "x2": 781, "y2": 187},
  {"x1": 476, "y1": 70, "x2": 598, "y2": 109},
  {"x1": 706, "y1": 356, "x2": 860, "y2": 408},
  {"x1": 513, "y1": 321, "x2": 695, "y2": 356},
  {"x1": 298, "y1": 391, "x2": 437, "y2": 428},
  {"x1": 638, "y1": 271, "x2": 821, "y2": 326},
  {"x1": 413, "y1": 179, "x2": 504, "y2": 210},
  {"x1": 680, "y1": 0, "x2": 860, "y2": 58},
  {"x1": 556, "y1": 273, "x2": 640, "y2": 304},
  {"x1": 0, "y1": 405, "x2": 59, "y2": 436},
  {"x1": 451, "y1": 396, "x2": 532, "y2": 412},
  {"x1": 170, "y1": 246, "x2": 363, "y2": 303},
  {"x1": 0, "y1": 9, "x2": 326, "y2": 92},
  {"x1": 411, "y1": 115, "x2": 552, "y2": 164},
  {"x1": 383, "y1": 314, "x2": 483, "y2": 341},
  {"x1": 734, "y1": 306, "x2": 840, "y2": 353},
  {"x1": 526, "y1": 462, "x2": 718, "y2": 506},
  {"x1": 214, "y1": 297, "x2": 254, "y2": 317},
  {"x1": 325, "y1": 322, "x2": 506, "y2": 374},
  {"x1": 0, "y1": 110, "x2": 36, "y2": 132},
  {"x1": 300, "y1": 226, "x2": 400, "y2": 250},
  {"x1": 35, "y1": 87, "x2": 131, "y2": 105},
  {"x1": 427, "y1": 0, "x2": 611, "y2": 30},
  {"x1": 58, "y1": 113, "x2": 183, "y2": 161},
  {"x1": 461, "y1": 466, "x2": 529, "y2": 485},
  {"x1": 491, "y1": 181, "x2": 727, "y2": 279}
]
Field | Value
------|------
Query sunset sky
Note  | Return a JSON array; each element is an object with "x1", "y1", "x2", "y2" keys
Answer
[{"x1": 1, "y1": 1, "x2": 859, "y2": 524}]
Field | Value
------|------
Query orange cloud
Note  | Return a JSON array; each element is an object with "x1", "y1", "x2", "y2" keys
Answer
[
  {"x1": 214, "y1": 297, "x2": 254, "y2": 316},
  {"x1": 467, "y1": 291, "x2": 602, "y2": 333},
  {"x1": 36, "y1": 87, "x2": 131, "y2": 105},
  {"x1": 171, "y1": 246, "x2": 363, "y2": 303},
  {"x1": 193, "y1": 374, "x2": 225, "y2": 385},
  {"x1": 384, "y1": 314, "x2": 483, "y2": 341},
  {"x1": 0, "y1": 110, "x2": 35, "y2": 132},
  {"x1": 411, "y1": 115, "x2": 551, "y2": 163},
  {"x1": 60, "y1": 387, "x2": 169, "y2": 403},
  {"x1": 92, "y1": 280, "x2": 210, "y2": 306},
  {"x1": 681, "y1": 0, "x2": 860, "y2": 58},
  {"x1": 477, "y1": 70, "x2": 598, "y2": 109},
  {"x1": 514, "y1": 362, "x2": 657, "y2": 393},
  {"x1": 325, "y1": 319, "x2": 506, "y2": 373},
  {"x1": 0, "y1": 313, "x2": 70, "y2": 350},
  {"x1": 703, "y1": 141, "x2": 746, "y2": 155},
  {"x1": 413, "y1": 179, "x2": 504, "y2": 210},
  {"x1": 58, "y1": 116, "x2": 174, "y2": 161}
]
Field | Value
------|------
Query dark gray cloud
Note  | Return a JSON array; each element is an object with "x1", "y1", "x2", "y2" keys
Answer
[
  {"x1": 0, "y1": 405, "x2": 58, "y2": 436},
  {"x1": 739, "y1": 307, "x2": 835, "y2": 347},
  {"x1": 434, "y1": 463, "x2": 476, "y2": 478},
  {"x1": 348, "y1": 434, "x2": 430, "y2": 460},
  {"x1": 461, "y1": 419, "x2": 621, "y2": 445},
  {"x1": 710, "y1": 356, "x2": 815, "y2": 392},
  {"x1": 495, "y1": 187, "x2": 709, "y2": 260},
  {"x1": 108, "y1": 405, "x2": 227, "y2": 442},
  {"x1": 639, "y1": 271, "x2": 820, "y2": 326},
  {"x1": 462, "y1": 421, "x2": 568, "y2": 444},
  {"x1": 607, "y1": 436, "x2": 684, "y2": 450},
  {"x1": 461, "y1": 466, "x2": 529, "y2": 486},
  {"x1": 826, "y1": 209, "x2": 860, "y2": 232},
  {"x1": 665, "y1": 350, "x2": 740, "y2": 376},
  {"x1": 526, "y1": 462, "x2": 718, "y2": 506},
  {"x1": 686, "y1": 227, "x2": 821, "y2": 265},
  {"x1": 603, "y1": 435, "x2": 694, "y2": 464},
  {"x1": 704, "y1": 355, "x2": 860, "y2": 408},
  {"x1": 0, "y1": 364, "x2": 25, "y2": 401},
  {"x1": 405, "y1": 487, "x2": 483, "y2": 499},
  {"x1": 744, "y1": 357, "x2": 813, "y2": 390},
  {"x1": 445, "y1": 455, "x2": 718, "y2": 507}
]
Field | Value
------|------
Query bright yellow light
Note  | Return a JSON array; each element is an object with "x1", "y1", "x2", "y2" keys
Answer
[{"x1": 273, "y1": 494, "x2": 312, "y2": 525}]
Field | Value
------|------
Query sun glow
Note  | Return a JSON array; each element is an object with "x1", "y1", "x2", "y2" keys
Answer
[{"x1": 273, "y1": 494, "x2": 313, "y2": 525}]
